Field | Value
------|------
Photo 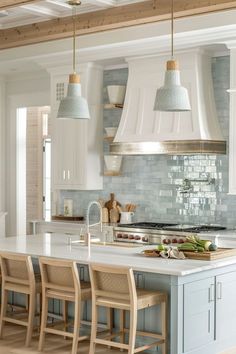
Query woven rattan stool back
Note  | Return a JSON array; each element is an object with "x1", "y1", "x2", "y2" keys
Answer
[
  {"x1": 39, "y1": 257, "x2": 80, "y2": 294},
  {"x1": 0, "y1": 253, "x2": 34, "y2": 287},
  {"x1": 89, "y1": 264, "x2": 137, "y2": 304}
]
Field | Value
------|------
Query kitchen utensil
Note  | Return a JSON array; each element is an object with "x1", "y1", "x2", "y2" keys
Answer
[
  {"x1": 102, "y1": 207, "x2": 109, "y2": 223},
  {"x1": 105, "y1": 193, "x2": 121, "y2": 213},
  {"x1": 107, "y1": 85, "x2": 126, "y2": 104},
  {"x1": 98, "y1": 199, "x2": 105, "y2": 207},
  {"x1": 120, "y1": 211, "x2": 134, "y2": 224},
  {"x1": 183, "y1": 248, "x2": 236, "y2": 261},
  {"x1": 125, "y1": 203, "x2": 137, "y2": 212},
  {"x1": 110, "y1": 208, "x2": 119, "y2": 223},
  {"x1": 52, "y1": 215, "x2": 84, "y2": 221}
]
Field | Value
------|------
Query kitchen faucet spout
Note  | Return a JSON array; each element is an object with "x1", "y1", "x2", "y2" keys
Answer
[{"x1": 85, "y1": 201, "x2": 103, "y2": 249}]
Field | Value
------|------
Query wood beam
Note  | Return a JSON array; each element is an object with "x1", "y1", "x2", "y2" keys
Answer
[
  {"x1": 1, "y1": 0, "x2": 236, "y2": 50},
  {"x1": 0, "y1": 0, "x2": 39, "y2": 10}
]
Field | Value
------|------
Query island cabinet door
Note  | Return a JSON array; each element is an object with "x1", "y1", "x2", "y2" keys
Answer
[
  {"x1": 216, "y1": 271, "x2": 236, "y2": 341},
  {"x1": 183, "y1": 277, "x2": 215, "y2": 353}
]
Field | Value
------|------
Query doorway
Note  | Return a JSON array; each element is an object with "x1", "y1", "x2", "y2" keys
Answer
[{"x1": 16, "y1": 106, "x2": 51, "y2": 235}]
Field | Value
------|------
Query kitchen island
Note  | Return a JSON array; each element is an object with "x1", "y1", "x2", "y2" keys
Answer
[{"x1": 1, "y1": 233, "x2": 236, "y2": 354}]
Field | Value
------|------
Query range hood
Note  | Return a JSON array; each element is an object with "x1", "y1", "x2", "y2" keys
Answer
[{"x1": 110, "y1": 49, "x2": 226, "y2": 155}]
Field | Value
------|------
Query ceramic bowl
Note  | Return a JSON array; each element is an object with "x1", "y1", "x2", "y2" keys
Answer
[
  {"x1": 107, "y1": 85, "x2": 126, "y2": 104},
  {"x1": 105, "y1": 127, "x2": 118, "y2": 137},
  {"x1": 104, "y1": 155, "x2": 122, "y2": 172}
]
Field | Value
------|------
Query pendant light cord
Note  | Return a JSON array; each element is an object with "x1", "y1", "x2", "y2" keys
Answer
[
  {"x1": 73, "y1": 5, "x2": 76, "y2": 74},
  {"x1": 171, "y1": 0, "x2": 174, "y2": 59}
]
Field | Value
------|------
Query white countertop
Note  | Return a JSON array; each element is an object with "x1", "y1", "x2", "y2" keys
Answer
[{"x1": 1, "y1": 233, "x2": 236, "y2": 277}]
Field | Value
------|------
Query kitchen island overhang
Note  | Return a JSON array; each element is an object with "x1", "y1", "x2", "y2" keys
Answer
[{"x1": 0, "y1": 233, "x2": 236, "y2": 354}]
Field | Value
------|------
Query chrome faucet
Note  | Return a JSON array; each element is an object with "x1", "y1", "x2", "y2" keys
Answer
[{"x1": 85, "y1": 201, "x2": 103, "y2": 248}]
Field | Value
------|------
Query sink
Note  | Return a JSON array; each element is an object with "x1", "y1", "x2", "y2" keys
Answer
[{"x1": 68, "y1": 237, "x2": 142, "y2": 248}]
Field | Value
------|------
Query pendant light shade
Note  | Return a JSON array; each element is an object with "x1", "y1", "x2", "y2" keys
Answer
[
  {"x1": 154, "y1": 0, "x2": 191, "y2": 112},
  {"x1": 154, "y1": 60, "x2": 191, "y2": 112},
  {"x1": 57, "y1": 74, "x2": 90, "y2": 119},
  {"x1": 57, "y1": 1, "x2": 90, "y2": 120}
]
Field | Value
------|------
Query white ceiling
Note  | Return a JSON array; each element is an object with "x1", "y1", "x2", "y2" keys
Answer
[{"x1": 0, "y1": 0, "x2": 148, "y2": 29}]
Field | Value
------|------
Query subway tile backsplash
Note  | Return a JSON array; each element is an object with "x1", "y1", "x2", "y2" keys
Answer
[{"x1": 60, "y1": 56, "x2": 236, "y2": 227}]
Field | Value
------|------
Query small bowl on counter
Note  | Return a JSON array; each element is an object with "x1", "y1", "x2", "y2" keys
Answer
[
  {"x1": 105, "y1": 127, "x2": 118, "y2": 138},
  {"x1": 104, "y1": 155, "x2": 122, "y2": 173}
]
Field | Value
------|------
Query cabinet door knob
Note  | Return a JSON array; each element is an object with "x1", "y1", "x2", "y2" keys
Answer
[
  {"x1": 63, "y1": 170, "x2": 66, "y2": 180},
  {"x1": 67, "y1": 170, "x2": 70, "y2": 180}
]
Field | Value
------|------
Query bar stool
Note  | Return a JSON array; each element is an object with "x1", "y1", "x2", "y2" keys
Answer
[
  {"x1": 0, "y1": 252, "x2": 42, "y2": 347},
  {"x1": 89, "y1": 264, "x2": 168, "y2": 354},
  {"x1": 38, "y1": 257, "x2": 92, "y2": 354}
]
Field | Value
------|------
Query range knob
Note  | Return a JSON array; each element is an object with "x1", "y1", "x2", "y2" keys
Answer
[
  {"x1": 178, "y1": 238, "x2": 184, "y2": 244},
  {"x1": 134, "y1": 235, "x2": 141, "y2": 240},
  {"x1": 142, "y1": 236, "x2": 148, "y2": 243},
  {"x1": 122, "y1": 234, "x2": 128, "y2": 239},
  {"x1": 163, "y1": 238, "x2": 171, "y2": 244},
  {"x1": 117, "y1": 233, "x2": 123, "y2": 239},
  {"x1": 128, "y1": 235, "x2": 134, "y2": 240}
]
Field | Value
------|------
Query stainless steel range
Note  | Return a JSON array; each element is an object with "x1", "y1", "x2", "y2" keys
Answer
[{"x1": 114, "y1": 222, "x2": 226, "y2": 245}]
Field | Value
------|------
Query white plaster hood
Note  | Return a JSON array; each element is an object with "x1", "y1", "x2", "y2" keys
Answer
[{"x1": 110, "y1": 49, "x2": 226, "y2": 155}]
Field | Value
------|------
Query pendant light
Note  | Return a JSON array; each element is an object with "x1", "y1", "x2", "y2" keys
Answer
[
  {"x1": 154, "y1": 0, "x2": 191, "y2": 112},
  {"x1": 57, "y1": 0, "x2": 90, "y2": 119}
]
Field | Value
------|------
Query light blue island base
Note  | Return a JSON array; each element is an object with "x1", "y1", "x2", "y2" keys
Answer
[{"x1": 1, "y1": 234, "x2": 236, "y2": 354}]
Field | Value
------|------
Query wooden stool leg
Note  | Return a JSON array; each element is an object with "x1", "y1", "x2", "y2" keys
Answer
[
  {"x1": 107, "y1": 308, "x2": 113, "y2": 349},
  {"x1": 161, "y1": 301, "x2": 167, "y2": 354},
  {"x1": 128, "y1": 309, "x2": 137, "y2": 354},
  {"x1": 38, "y1": 293, "x2": 42, "y2": 331},
  {"x1": 72, "y1": 299, "x2": 81, "y2": 354},
  {"x1": 38, "y1": 294, "x2": 48, "y2": 352},
  {"x1": 107, "y1": 307, "x2": 113, "y2": 334},
  {"x1": 120, "y1": 309, "x2": 125, "y2": 349},
  {"x1": 89, "y1": 303, "x2": 98, "y2": 354},
  {"x1": 25, "y1": 292, "x2": 36, "y2": 347},
  {"x1": 63, "y1": 300, "x2": 68, "y2": 340},
  {"x1": 0, "y1": 289, "x2": 8, "y2": 338}
]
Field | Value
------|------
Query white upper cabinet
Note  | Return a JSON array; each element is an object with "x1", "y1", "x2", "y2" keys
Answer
[{"x1": 50, "y1": 63, "x2": 103, "y2": 190}]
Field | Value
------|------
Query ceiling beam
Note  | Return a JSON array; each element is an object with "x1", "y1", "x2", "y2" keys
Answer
[
  {"x1": 0, "y1": 0, "x2": 39, "y2": 10},
  {"x1": 1, "y1": 0, "x2": 236, "y2": 50}
]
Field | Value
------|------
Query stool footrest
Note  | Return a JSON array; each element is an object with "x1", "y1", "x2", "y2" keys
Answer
[
  {"x1": 124, "y1": 328, "x2": 164, "y2": 339},
  {"x1": 3, "y1": 316, "x2": 28, "y2": 327},
  {"x1": 95, "y1": 338, "x2": 129, "y2": 350},
  {"x1": 134, "y1": 340, "x2": 165, "y2": 353}
]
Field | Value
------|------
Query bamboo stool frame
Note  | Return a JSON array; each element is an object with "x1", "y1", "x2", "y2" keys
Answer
[
  {"x1": 89, "y1": 264, "x2": 168, "y2": 354},
  {"x1": 0, "y1": 252, "x2": 42, "y2": 347},
  {"x1": 38, "y1": 257, "x2": 92, "y2": 354}
]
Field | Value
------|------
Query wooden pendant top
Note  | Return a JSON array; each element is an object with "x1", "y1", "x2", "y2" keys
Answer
[
  {"x1": 167, "y1": 60, "x2": 179, "y2": 71},
  {"x1": 69, "y1": 74, "x2": 80, "y2": 84}
]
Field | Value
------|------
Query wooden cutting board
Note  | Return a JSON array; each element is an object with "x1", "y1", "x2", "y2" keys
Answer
[
  {"x1": 184, "y1": 248, "x2": 236, "y2": 261},
  {"x1": 52, "y1": 215, "x2": 84, "y2": 221}
]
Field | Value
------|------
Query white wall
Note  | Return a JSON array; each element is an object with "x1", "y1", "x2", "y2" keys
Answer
[
  {"x1": 5, "y1": 70, "x2": 50, "y2": 236},
  {"x1": 0, "y1": 78, "x2": 6, "y2": 215}
]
